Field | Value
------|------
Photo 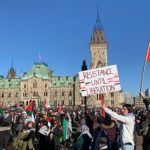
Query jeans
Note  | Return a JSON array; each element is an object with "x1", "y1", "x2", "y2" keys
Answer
[{"x1": 122, "y1": 144, "x2": 134, "y2": 150}]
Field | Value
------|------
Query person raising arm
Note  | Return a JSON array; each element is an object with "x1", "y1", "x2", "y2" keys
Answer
[{"x1": 103, "y1": 104, "x2": 135, "y2": 150}]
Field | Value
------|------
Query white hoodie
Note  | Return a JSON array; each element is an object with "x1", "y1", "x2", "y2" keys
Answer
[{"x1": 104, "y1": 107, "x2": 135, "y2": 145}]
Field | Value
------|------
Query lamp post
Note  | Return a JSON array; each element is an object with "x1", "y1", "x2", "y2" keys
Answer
[{"x1": 81, "y1": 60, "x2": 88, "y2": 111}]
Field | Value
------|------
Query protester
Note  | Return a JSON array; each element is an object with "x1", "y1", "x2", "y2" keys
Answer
[
  {"x1": 137, "y1": 93, "x2": 150, "y2": 150},
  {"x1": 61, "y1": 111, "x2": 72, "y2": 149},
  {"x1": 73, "y1": 125, "x2": 92, "y2": 150},
  {"x1": 2, "y1": 101, "x2": 150, "y2": 150},
  {"x1": 0, "y1": 121, "x2": 12, "y2": 150},
  {"x1": 100, "y1": 113, "x2": 119, "y2": 150},
  {"x1": 37, "y1": 120, "x2": 51, "y2": 150},
  {"x1": 103, "y1": 104, "x2": 135, "y2": 150},
  {"x1": 53, "y1": 118, "x2": 63, "y2": 150},
  {"x1": 12, "y1": 118, "x2": 35, "y2": 150}
]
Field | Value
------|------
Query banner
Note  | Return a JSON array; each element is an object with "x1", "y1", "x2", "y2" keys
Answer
[{"x1": 79, "y1": 65, "x2": 121, "y2": 96}]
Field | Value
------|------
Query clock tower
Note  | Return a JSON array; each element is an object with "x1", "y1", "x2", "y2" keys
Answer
[{"x1": 90, "y1": 12, "x2": 108, "y2": 69}]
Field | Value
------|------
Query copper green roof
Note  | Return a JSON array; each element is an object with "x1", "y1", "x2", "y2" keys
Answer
[
  {"x1": 0, "y1": 78, "x2": 20, "y2": 89},
  {"x1": 22, "y1": 63, "x2": 53, "y2": 80},
  {"x1": 51, "y1": 76, "x2": 75, "y2": 87}
]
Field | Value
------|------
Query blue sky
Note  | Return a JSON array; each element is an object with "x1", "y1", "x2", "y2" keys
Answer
[{"x1": 0, "y1": 0, "x2": 150, "y2": 96}]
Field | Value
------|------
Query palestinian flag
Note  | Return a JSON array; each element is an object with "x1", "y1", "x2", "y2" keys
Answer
[
  {"x1": 0, "y1": 102, "x2": 3, "y2": 116},
  {"x1": 0, "y1": 108, "x2": 3, "y2": 116},
  {"x1": 26, "y1": 101, "x2": 33, "y2": 116},
  {"x1": 38, "y1": 99, "x2": 43, "y2": 108}
]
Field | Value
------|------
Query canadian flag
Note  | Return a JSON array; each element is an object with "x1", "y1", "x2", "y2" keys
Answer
[{"x1": 145, "y1": 42, "x2": 150, "y2": 61}]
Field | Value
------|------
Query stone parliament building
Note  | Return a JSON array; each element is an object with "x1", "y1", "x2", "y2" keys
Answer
[{"x1": 0, "y1": 15, "x2": 126, "y2": 108}]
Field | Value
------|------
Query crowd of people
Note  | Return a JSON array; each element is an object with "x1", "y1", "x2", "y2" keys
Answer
[{"x1": 0, "y1": 94, "x2": 150, "y2": 150}]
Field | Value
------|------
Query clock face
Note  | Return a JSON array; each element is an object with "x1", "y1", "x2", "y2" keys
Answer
[{"x1": 96, "y1": 60, "x2": 103, "y2": 68}]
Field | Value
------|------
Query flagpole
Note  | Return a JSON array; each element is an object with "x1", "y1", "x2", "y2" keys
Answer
[
  {"x1": 140, "y1": 42, "x2": 150, "y2": 94},
  {"x1": 140, "y1": 59, "x2": 147, "y2": 94}
]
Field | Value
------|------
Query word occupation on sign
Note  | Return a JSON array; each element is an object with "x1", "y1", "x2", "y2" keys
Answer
[{"x1": 79, "y1": 65, "x2": 121, "y2": 96}]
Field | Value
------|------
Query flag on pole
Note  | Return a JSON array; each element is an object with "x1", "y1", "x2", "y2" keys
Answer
[
  {"x1": 146, "y1": 42, "x2": 150, "y2": 61},
  {"x1": 42, "y1": 99, "x2": 46, "y2": 109},
  {"x1": 38, "y1": 99, "x2": 42, "y2": 108},
  {"x1": 31, "y1": 112, "x2": 35, "y2": 123},
  {"x1": 26, "y1": 101, "x2": 33, "y2": 116},
  {"x1": 140, "y1": 42, "x2": 150, "y2": 96},
  {"x1": 0, "y1": 108, "x2": 3, "y2": 116}
]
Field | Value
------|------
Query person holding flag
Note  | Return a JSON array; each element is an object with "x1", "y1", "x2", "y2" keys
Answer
[
  {"x1": 140, "y1": 41, "x2": 150, "y2": 94},
  {"x1": 138, "y1": 92, "x2": 150, "y2": 150}
]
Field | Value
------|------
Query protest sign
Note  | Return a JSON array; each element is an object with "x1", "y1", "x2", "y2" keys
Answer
[{"x1": 79, "y1": 65, "x2": 121, "y2": 96}]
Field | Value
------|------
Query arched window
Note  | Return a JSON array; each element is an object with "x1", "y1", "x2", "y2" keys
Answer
[
  {"x1": 62, "y1": 91, "x2": 65, "y2": 96},
  {"x1": 81, "y1": 100, "x2": 84, "y2": 105},
  {"x1": 61, "y1": 101, "x2": 64, "y2": 105},
  {"x1": 33, "y1": 82, "x2": 37, "y2": 88},
  {"x1": 111, "y1": 100, "x2": 114, "y2": 105},
  {"x1": 54, "y1": 90, "x2": 57, "y2": 96},
  {"x1": 54, "y1": 101, "x2": 57, "y2": 106},
  {"x1": 44, "y1": 91, "x2": 48, "y2": 97},
  {"x1": 69, "y1": 100, "x2": 72, "y2": 106},
  {"x1": 33, "y1": 91, "x2": 36, "y2": 96},
  {"x1": 8, "y1": 92, "x2": 11, "y2": 97},
  {"x1": 69, "y1": 91, "x2": 72, "y2": 96},
  {"x1": 1, "y1": 93, "x2": 4, "y2": 98},
  {"x1": 45, "y1": 84, "x2": 47, "y2": 88},
  {"x1": 15, "y1": 92, "x2": 18, "y2": 97}
]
